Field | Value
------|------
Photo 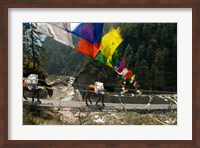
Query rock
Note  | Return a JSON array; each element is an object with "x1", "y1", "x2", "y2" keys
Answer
[
  {"x1": 61, "y1": 108, "x2": 71, "y2": 111},
  {"x1": 80, "y1": 113, "x2": 87, "y2": 117},
  {"x1": 111, "y1": 113, "x2": 116, "y2": 116},
  {"x1": 53, "y1": 107, "x2": 58, "y2": 112},
  {"x1": 165, "y1": 120, "x2": 170, "y2": 124},
  {"x1": 94, "y1": 115, "x2": 99, "y2": 119},
  {"x1": 149, "y1": 114, "x2": 153, "y2": 118},
  {"x1": 59, "y1": 111, "x2": 78, "y2": 124},
  {"x1": 74, "y1": 112, "x2": 79, "y2": 117},
  {"x1": 146, "y1": 103, "x2": 151, "y2": 106},
  {"x1": 94, "y1": 117, "x2": 105, "y2": 124}
]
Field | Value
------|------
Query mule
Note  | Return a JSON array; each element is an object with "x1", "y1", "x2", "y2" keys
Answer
[
  {"x1": 82, "y1": 84, "x2": 106, "y2": 106},
  {"x1": 23, "y1": 79, "x2": 53, "y2": 104}
]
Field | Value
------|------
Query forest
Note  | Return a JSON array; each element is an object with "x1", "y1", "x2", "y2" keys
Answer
[{"x1": 23, "y1": 23, "x2": 177, "y2": 91}]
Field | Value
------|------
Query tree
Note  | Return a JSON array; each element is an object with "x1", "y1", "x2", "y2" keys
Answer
[{"x1": 23, "y1": 24, "x2": 47, "y2": 78}]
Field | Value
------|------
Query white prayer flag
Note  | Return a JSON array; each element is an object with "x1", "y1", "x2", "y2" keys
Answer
[{"x1": 34, "y1": 23, "x2": 74, "y2": 48}]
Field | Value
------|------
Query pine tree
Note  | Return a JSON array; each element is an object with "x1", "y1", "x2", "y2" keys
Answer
[{"x1": 23, "y1": 24, "x2": 47, "y2": 78}]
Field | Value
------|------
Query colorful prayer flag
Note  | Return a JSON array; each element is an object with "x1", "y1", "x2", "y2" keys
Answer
[
  {"x1": 75, "y1": 38, "x2": 101, "y2": 58},
  {"x1": 95, "y1": 52, "x2": 107, "y2": 65},
  {"x1": 115, "y1": 58, "x2": 126, "y2": 73},
  {"x1": 95, "y1": 52, "x2": 113, "y2": 67},
  {"x1": 125, "y1": 70, "x2": 133, "y2": 78},
  {"x1": 23, "y1": 23, "x2": 31, "y2": 28},
  {"x1": 100, "y1": 28, "x2": 123, "y2": 60},
  {"x1": 129, "y1": 74, "x2": 135, "y2": 83},
  {"x1": 123, "y1": 79, "x2": 126, "y2": 85},
  {"x1": 134, "y1": 81, "x2": 140, "y2": 88},
  {"x1": 121, "y1": 67, "x2": 128, "y2": 76},
  {"x1": 68, "y1": 23, "x2": 103, "y2": 46},
  {"x1": 106, "y1": 44, "x2": 122, "y2": 68}
]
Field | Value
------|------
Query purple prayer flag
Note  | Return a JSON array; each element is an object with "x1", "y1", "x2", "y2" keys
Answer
[{"x1": 68, "y1": 23, "x2": 104, "y2": 45}]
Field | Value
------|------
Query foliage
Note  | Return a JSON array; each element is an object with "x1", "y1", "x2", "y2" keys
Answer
[
  {"x1": 120, "y1": 23, "x2": 177, "y2": 91},
  {"x1": 42, "y1": 35, "x2": 90, "y2": 76},
  {"x1": 23, "y1": 24, "x2": 47, "y2": 79}
]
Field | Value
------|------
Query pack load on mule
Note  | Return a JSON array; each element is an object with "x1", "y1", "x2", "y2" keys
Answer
[
  {"x1": 23, "y1": 74, "x2": 38, "y2": 90},
  {"x1": 94, "y1": 82, "x2": 105, "y2": 95}
]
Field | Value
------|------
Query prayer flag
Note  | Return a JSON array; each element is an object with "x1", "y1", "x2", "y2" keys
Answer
[
  {"x1": 33, "y1": 23, "x2": 74, "y2": 48},
  {"x1": 125, "y1": 70, "x2": 133, "y2": 78},
  {"x1": 106, "y1": 44, "x2": 122, "y2": 68},
  {"x1": 95, "y1": 52, "x2": 107, "y2": 65},
  {"x1": 68, "y1": 23, "x2": 103, "y2": 46},
  {"x1": 23, "y1": 23, "x2": 31, "y2": 28},
  {"x1": 100, "y1": 28, "x2": 123, "y2": 60},
  {"x1": 115, "y1": 58, "x2": 126, "y2": 73},
  {"x1": 129, "y1": 74, "x2": 135, "y2": 83},
  {"x1": 121, "y1": 67, "x2": 128, "y2": 76},
  {"x1": 75, "y1": 38, "x2": 101, "y2": 58},
  {"x1": 96, "y1": 43, "x2": 123, "y2": 68}
]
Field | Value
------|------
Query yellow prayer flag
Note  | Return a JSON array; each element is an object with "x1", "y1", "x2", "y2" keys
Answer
[
  {"x1": 130, "y1": 74, "x2": 135, "y2": 83},
  {"x1": 100, "y1": 28, "x2": 123, "y2": 60},
  {"x1": 106, "y1": 60, "x2": 113, "y2": 68}
]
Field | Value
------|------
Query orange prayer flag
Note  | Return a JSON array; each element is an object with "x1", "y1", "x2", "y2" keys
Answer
[
  {"x1": 75, "y1": 38, "x2": 101, "y2": 58},
  {"x1": 125, "y1": 70, "x2": 133, "y2": 78}
]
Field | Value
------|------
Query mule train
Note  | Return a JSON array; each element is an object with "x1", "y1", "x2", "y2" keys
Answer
[
  {"x1": 82, "y1": 82, "x2": 106, "y2": 106},
  {"x1": 23, "y1": 74, "x2": 53, "y2": 104}
]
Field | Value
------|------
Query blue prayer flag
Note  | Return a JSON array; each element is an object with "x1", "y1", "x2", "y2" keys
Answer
[
  {"x1": 68, "y1": 23, "x2": 103, "y2": 45},
  {"x1": 23, "y1": 23, "x2": 31, "y2": 28}
]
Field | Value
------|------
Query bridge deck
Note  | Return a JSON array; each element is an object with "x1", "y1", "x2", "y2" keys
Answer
[{"x1": 23, "y1": 98, "x2": 177, "y2": 111}]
